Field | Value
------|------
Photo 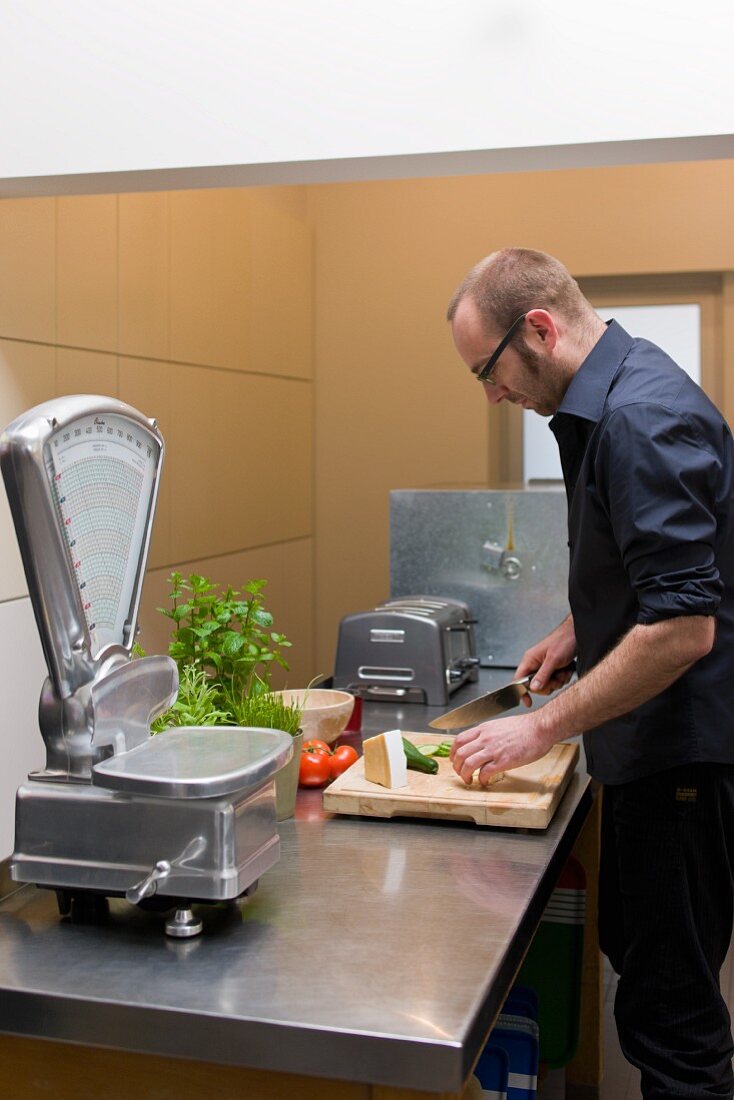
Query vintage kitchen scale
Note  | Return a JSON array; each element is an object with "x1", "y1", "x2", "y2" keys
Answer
[{"x1": 0, "y1": 395, "x2": 292, "y2": 937}]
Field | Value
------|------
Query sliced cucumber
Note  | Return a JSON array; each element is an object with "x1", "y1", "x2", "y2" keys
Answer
[{"x1": 416, "y1": 740, "x2": 452, "y2": 758}]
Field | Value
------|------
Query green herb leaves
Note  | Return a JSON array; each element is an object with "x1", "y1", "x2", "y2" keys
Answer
[
  {"x1": 227, "y1": 684, "x2": 302, "y2": 736},
  {"x1": 151, "y1": 664, "x2": 231, "y2": 732},
  {"x1": 158, "y1": 572, "x2": 292, "y2": 699},
  {"x1": 151, "y1": 571, "x2": 296, "y2": 733}
]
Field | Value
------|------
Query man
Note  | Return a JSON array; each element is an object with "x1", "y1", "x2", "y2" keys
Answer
[{"x1": 447, "y1": 248, "x2": 734, "y2": 1098}]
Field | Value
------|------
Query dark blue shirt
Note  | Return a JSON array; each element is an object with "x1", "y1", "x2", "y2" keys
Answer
[{"x1": 550, "y1": 321, "x2": 734, "y2": 784}]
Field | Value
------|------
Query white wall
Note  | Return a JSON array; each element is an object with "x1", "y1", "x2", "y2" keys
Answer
[
  {"x1": 1, "y1": 1, "x2": 734, "y2": 195},
  {"x1": 524, "y1": 304, "x2": 702, "y2": 482},
  {"x1": 0, "y1": 600, "x2": 47, "y2": 858}
]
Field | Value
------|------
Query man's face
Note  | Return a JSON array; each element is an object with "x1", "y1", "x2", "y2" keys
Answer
[{"x1": 451, "y1": 297, "x2": 567, "y2": 417}]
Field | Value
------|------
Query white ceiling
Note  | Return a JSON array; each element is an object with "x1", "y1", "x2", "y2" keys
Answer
[{"x1": 2, "y1": 0, "x2": 733, "y2": 196}]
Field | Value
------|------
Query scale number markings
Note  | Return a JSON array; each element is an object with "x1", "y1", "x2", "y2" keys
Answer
[{"x1": 47, "y1": 413, "x2": 159, "y2": 649}]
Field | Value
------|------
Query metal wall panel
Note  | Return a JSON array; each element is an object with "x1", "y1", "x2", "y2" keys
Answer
[{"x1": 390, "y1": 489, "x2": 570, "y2": 669}]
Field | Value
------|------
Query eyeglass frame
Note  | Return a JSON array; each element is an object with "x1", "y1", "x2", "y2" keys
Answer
[{"x1": 476, "y1": 312, "x2": 527, "y2": 385}]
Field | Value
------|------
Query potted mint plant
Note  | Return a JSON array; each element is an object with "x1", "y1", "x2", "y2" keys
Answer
[
  {"x1": 148, "y1": 571, "x2": 303, "y2": 818},
  {"x1": 159, "y1": 572, "x2": 292, "y2": 704}
]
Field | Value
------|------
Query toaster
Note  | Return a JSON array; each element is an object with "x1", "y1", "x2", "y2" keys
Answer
[{"x1": 333, "y1": 596, "x2": 479, "y2": 705}]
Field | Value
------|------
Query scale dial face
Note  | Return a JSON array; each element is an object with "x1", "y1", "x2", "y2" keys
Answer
[{"x1": 43, "y1": 411, "x2": 161, "y2": 657}]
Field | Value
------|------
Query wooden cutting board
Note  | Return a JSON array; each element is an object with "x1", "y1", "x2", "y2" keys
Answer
[{"x1": 323, "y1": 733, "x2": 579, "y2": 829}]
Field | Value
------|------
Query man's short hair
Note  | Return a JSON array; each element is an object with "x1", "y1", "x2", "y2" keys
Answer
[{"x1": 447, "y1": 248, "x2": 589, "y2": 333}]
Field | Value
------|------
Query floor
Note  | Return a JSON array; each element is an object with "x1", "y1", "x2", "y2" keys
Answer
[{"x1": 537, "y1": 941, "x2": 734, "y2": 1098}]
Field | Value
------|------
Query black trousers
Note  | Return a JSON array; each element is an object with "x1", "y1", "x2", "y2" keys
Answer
[{"x1": 599, "y1": 764, "x2": 734, "y2": 1098}]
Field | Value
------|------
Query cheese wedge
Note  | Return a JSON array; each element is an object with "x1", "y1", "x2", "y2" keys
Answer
[{"x1": 363, "y1": 729, "x2": 408, "y2": 789}]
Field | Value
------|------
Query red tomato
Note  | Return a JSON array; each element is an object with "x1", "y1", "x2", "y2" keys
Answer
[
  {"x1": 329, "y1": 745, "x2": 359, "y2": 779},
  {"x1": 302, "y1": 739, "x2": 332, "y2": 756},
  {"x1": 299, "y1": 749, "x2": 332, "y2": 788}
]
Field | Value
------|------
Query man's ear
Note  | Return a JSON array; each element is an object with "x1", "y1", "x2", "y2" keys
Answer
[{"x1": 525, "y1": 308, "x2": 558, "y2": 350}]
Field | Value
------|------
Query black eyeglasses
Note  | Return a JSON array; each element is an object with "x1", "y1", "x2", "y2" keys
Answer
[{"x1": 476, "y1": 313, "x2": 527, "y2": 385}]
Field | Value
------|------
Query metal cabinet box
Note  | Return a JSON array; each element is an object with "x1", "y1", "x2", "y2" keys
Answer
[{"x1": 390, "y1": 489, "x2": 570, "y2": 669}]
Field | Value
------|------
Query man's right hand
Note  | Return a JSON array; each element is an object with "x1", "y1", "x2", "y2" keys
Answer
[{"x1": 515, "y1": 614, "x2": 577, "y2": 704}]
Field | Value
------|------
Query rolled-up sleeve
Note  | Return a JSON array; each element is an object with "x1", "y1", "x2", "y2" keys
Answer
[{"x1": 595, "y1": 402, "x2": 723, "y2": 623}]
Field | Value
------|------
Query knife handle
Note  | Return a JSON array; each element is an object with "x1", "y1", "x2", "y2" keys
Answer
[{"x1": 523, "y1": 660, "x2": 577, "y2": 687}]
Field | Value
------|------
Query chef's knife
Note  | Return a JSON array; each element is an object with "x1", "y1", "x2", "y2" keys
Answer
[
  {"x1": 428, "y1": 662, "x2": 576, "y2": 730},
  {"x1": 428, "y1": 675, "x2": 532, "y2": 730}
]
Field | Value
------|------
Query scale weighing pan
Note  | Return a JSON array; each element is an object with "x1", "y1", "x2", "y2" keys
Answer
[{"x1": 93, "y1": 726, "x2": 292, "y2": 799}]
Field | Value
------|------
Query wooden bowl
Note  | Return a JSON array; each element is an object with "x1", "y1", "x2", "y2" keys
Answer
[{"x1": 273, "y1": 688, "x2": 355, "y2": 745}]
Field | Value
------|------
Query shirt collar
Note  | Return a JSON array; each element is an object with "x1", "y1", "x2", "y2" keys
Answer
[{"x1": 554, "y1": 319, "x2": 635, "y2": 424}]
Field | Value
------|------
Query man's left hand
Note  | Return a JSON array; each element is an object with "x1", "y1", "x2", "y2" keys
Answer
[{"x1": 449, "y1": 712, "x2": 556, "y2": 785}]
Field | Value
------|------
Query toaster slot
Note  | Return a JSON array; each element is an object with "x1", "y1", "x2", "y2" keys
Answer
[
  {"x1": 362, "y1": 685, "x2": 427, "y2": 702},
  {"x1": 357, "y1": 666, "x2": 415, "y2": 682}
]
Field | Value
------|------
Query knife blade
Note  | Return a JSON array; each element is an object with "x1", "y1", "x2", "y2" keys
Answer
[
  {"x1": 428, "y1": 675, "x2": 533, "y2": 730},
  {"x1": 429, "y1": 661, "x2": 576, "y2": 730}
]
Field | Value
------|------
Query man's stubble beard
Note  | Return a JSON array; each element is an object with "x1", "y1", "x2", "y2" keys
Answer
[{"x1": 515, "y1": 339, "x2": 569, "y2": 417}]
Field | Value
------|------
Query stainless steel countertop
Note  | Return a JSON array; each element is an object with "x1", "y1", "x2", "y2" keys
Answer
[{"x1": 0, "y1": 672, "x2": 592, "y2": 1094}]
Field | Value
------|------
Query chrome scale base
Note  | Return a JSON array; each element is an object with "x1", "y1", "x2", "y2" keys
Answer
[{"x1": 12, "y1": 777, "x2": 280, "y2": 937}]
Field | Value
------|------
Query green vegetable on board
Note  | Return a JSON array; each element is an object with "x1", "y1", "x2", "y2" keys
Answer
[
  {"x1": 402, "y1": 737, "x2": 438, "y2": 775},
  {"x1": 417, "y1": 741, "x2": 452, "y2": 758}
]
